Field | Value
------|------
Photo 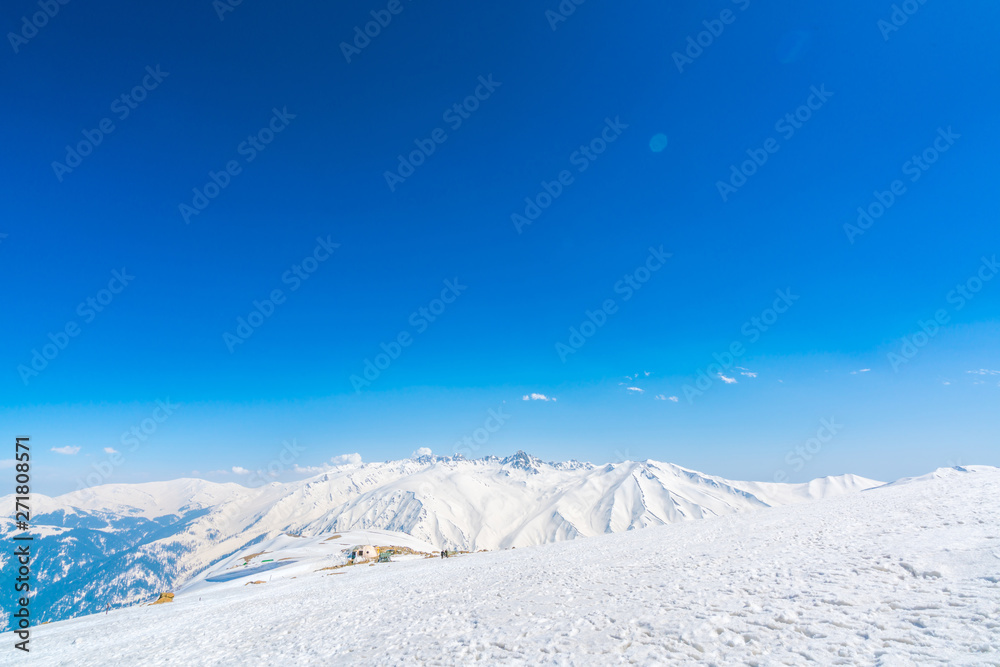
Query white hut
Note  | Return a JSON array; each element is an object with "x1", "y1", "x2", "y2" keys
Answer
[{"x1": 350, "y1": 545, "x2": 378, "y2": 562}]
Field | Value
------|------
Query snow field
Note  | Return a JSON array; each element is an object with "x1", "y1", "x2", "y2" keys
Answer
[{"x1": 14, "y1": 467, "x2": 1000, "y2": 665}]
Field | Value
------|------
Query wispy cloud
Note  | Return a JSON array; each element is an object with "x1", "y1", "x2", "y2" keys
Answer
[
  {"x1": 967, "y1": 369, "x2": 1000, "y2": 375},
  {"x1": 522, "y1": 393, "x2": 555, "y2": 402},
  {"x1": 285, "y1": 452, "x2": 364, "y2": 475},
  {"x1": 718, "y1": 374, "x2": 737, "y2": 384},
  {"x1": 103, "y1": 447, "x2": 119, "y2": 454},
  {"x1": 51, "y1": 445, "x2": 80, "y2": 455},
  {"x1": 330, "y1": 452, "x2": 362, "y2": 466},
  {"x1": 626, "y1": 387, "x2": 644, "y2": 394},
  {"x1": 850, "y1": 368, "x2": 871, "y2": 375},
  {"x1": 654, "y1": 394, "x2": 679, "y2": 402},
  {"x1": 231, "y1": 466, "x2": 251, "y2": 475},
  {"x1": 0, "y1": 459, "x2": 15, "y2": 469}
]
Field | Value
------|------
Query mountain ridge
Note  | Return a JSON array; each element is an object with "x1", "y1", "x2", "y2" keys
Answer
[{"x1": 2, "y1": 452, "x2": 892, "y2": 626}]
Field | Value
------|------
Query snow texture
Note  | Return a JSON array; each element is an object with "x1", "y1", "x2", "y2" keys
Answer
[
  {"x1": 9, "y1": 465, "x2": 999, "y2": 665},
  {"x1": 0, "y1": 453, "x2": 880, "y2": 624}
]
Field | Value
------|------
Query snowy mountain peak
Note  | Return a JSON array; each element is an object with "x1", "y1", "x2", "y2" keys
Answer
[
  {"x1": 500, "y1": 450, "x2": 544, "y2": 473},
  {"x1": 873, "y1": 464, "x2": 999, "y2": 488},
  {"x1": 32, "y1": 466, "x2": 1000, "y2": 665},
  {"x1": 1, "y1": 454, "x2": 887, "y2": 626}
]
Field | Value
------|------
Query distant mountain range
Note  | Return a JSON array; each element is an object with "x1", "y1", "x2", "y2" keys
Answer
[{"x1": 1, "y1": 452, "x2": 881, "y2": 626}]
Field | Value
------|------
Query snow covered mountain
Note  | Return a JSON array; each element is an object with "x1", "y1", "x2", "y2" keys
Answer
[
  {"x1": 0, "y1": 452, "x2": 881, "y2": 626},
  {"x1": 11, "y1": 464, "x2": 1000, "y2": 665}
]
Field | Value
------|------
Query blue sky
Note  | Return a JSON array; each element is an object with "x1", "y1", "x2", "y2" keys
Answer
[{"x1": 2, "y1": 0, "x2": 998, "y2": 495}]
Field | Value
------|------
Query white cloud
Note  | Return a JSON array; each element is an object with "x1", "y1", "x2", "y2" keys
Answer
[
  {"x1": 718, "y1": 374, "x2": 737, "y2": 384},
  {"x1": 522, "y1": 393, "x2": 554, "y2": 401},
  {"x1": 967, "y1": 369, "x2": 1000, "y2": 375},
  {"x1": 626, "y1": 387, "x2": 644, "y2": 394},
  {"x1": 412, "y1": 447, "x2": 432, "y2": 458},
  {"x1": 740, "y1": 371, "x2": 758, "y2": 378},
  {"x1": 103, "y1": 447, "x2": 119, "y2": 454},
  {"x1": 668, "y1": 395, "x2": 679, "y2": 402},
  {"x1": 850, "y1": 368, "x2": 871, "y2": 375},
  {"x1": 231, "y1": 466, "x2": 251, "y2": 475},
  {"x1": 654, "y1": 394, "x2": 678, "y2": 402},
  {"x1": 942, "y1": 381, "x2": 951, "y2": 385},
  {"x1": 0, "y1": 459, "x2": 15, "y2": 469},
  {"x1": 330, "y1": 453, "x2": 362, "y2": 466},
  {"x1": 643, "y1": 371, "x2": 651, "y2": 377},
  {"x1": 51, "y1": 446, "x2": 80, "y2": 455},
  {"x1": 289, "y1": 455, "x2": 364, "y2": 476}
]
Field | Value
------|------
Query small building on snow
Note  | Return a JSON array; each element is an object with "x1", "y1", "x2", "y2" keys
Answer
[{"x1": 350, "y1": 545, "x2": 378, "y2": 562}]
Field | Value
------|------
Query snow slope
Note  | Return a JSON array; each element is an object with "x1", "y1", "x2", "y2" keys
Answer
[
  {"x1": 0, "y1": 452, "x2": 881, "y2": 624},
  {"x1": 183, "y1": 528, "x2": 439, "y2": 591},
  {"x1": 873, "y1": 464, "x2": 998, "y2": 489},
  {"x1": 12, "y1": 465, "x2": 999, "y2": 665}
]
